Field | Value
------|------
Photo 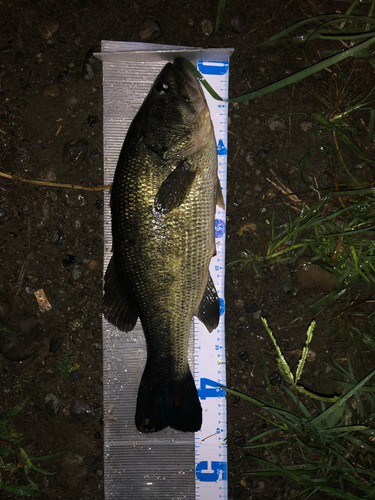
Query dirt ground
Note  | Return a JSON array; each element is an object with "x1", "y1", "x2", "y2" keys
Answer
[{"x1": 1, "y1": 0, "x2": 374, "y2": 499}]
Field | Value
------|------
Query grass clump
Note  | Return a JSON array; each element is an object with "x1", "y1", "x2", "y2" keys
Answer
[
  {"x1": 0, "y1": 399, "x2": 62, "y2": 497},
  {"x1": 58, "y1": 354, "x2": 80, "y2": 379},
  {"x1": 237, "y1": 192, "x2": 375, "y2": 341},
  {"x1": 236, "y1": 62, "x2": 375, "y2": 340},
  {"x1": 0, "y1": 399, "x2": 82, "y2": 496},
  {"x1": 224, "y1": 320, "x2": 375, "y2": 500},
  {"x1": 238, "y1": 193, "x2": 375, "y2": 272}
]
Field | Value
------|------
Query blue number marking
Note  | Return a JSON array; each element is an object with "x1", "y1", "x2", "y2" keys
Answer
[
  {"x1": 198, "y1": 378, "x2": 226, "y2": 399},
  {"x1": 217, "y1": 139, "x2": 227, "y2": 155},
  {"x1": 196, "y1": 461, "x2": 228, "y2": 482},
  {"x1": 219, "y1": 297, "x2": 225, "y2": 315},
  {"x1": 215, "y1": 218, "x2": 226, "y2": 238}
]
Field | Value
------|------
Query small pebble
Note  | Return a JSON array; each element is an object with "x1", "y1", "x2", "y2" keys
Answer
[
  {"x1": 69, "y1": 366, "x2": 84, "y2": 382},
  {"x1": 2, "y1": 147, "x2": 29, "y2": 171},
  {"x1": 201, "y1": 20, "x2": 213, "y2": 36},
  {"x1": 49, "y1": 336, "x2": 64, "y2": 353},
  {"x1": 252, "y1": 480, "x2": 265, "y2": 493},
  {"x1": 63, "y1": 254, "x2": 77, "y2": 267},
  {"x1": 253, "y1": 372, "x2": 267, "y2": 388},
  {"x1": 235, "y1": 299, "x2": 245, "y2": 308},
  {"x1": 258, "y1": 148, "x2": 269, "y2": 159},
  {"x1": 246, "y1": 303, "x2": 260, "y2": 314},
  {"x1": 253, "y1": 310, "x2": 262, "y2": 320},
  {"x1": 276, "y1": 270, "x2": 294, "y2": 294},
  {"x1": 300, "y1": 121, "x2": 313, "y2": 132},
  {"x1": 82, "y1": 47, "x2": 97, "y2": 81},
  {"x1": 62, "y1": 138, "x2": 88, "y2": 170},
  {"x1": 72, "y1": 268, "x2": 82, "y2": 281},
  {"x1": 268, "y1": 117, "x2": 286, "y2": 131},
  {"x1": 88, "y1": 259, "x2": 99, "y2": 270},
  {"x1": 245, "y1": 152, "x2": 254, "y2": 166},
  {"x1": 233, "y1": 431, "x2": 245, "y2": 445},
  {"x1": 139, "y1": 18, "x2": 162, "y2": 42},
  {"x1": 57, "y1": 69, "x2": 70, "y2": 84},
  {"x1": 91, "y1": 343, "x2": 102, "y2": 354},
  {"x1": 38, "y1": 18, "x2": 59, "y2": 40},
  {"x1": 231, "y1": 12, "x2": 246, "y2": 33},
  {"x1": 72, "y1": 218, "x2": 82, "y2": 230},
  {"x1": 62, "y1": 189, "x2": 87, "y2": 208},
  {"x1": 87, "y1": 115, "x2": 99, "y2": 127},
  {"x1": 65, "y1": 96, "x2": 80, "y2": 108},
  {"x1": 295, "y1": 256, "x2": 337, "y2": 292},
  {"x1": 42, "y1": 83, "x2": 61, "y2": 99},
  {"x1": 70, "y1": 401, "x2": 96, "y2": 423},
  {"x1": 239, "y1": 351, "x2": 249, "y2": 362},
  {"x1": 51, "y1": 229, "x2": 65, "y2": 245},
  {"x1": 45, "y1": 393, "x2": 61, "y2": 418}
]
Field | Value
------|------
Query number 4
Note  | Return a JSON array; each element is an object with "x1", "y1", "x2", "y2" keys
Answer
[{"x1": 197, "y1": 378, "x2": 226, "y2": 400}]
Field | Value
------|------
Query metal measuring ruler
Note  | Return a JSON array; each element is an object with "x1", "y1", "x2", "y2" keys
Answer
[{"x1": 98, "y1": 42, "x2": 233, "y2": 500}]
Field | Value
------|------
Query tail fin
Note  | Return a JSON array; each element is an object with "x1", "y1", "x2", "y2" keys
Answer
[{"x1": 135, "y1": 365, "x2": 202, "y2": 433}]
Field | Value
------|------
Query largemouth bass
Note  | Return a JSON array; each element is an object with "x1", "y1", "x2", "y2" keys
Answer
[{"x1": 103, "y1": 57, "x2": 224, "y2": 433}]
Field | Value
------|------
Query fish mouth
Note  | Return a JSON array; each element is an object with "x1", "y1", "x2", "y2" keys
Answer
[
  {"x1": 168, "y1": 57, "x2": 213, "y2": 154},
  {"x1": 173, "y1": 57, "x2": 206, "y2": 103}
]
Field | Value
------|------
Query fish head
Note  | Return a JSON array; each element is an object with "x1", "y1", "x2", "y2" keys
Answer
[{"x1": 134, "y1": 57, "x2": 213, "y2": 160}]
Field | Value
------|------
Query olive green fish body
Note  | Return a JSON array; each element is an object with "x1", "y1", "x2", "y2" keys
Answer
[{"x1": 103, "y1": 58, "x2": 222, "y2": 433}]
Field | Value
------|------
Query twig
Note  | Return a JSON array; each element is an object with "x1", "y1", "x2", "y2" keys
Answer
[
  {"x1": 266, "y1": 169, "x2": 310, "y2": 211},
  {"x1": 0, "y1": 171, "x2": 111, "y2": 192}
]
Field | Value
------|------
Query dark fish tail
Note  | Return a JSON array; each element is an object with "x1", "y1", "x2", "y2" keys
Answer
[{"x1": 135, "y1": 363, "x2": 202, "y2": 433}]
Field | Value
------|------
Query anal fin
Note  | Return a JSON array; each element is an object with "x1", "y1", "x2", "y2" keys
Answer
[{"x1": 196, "y1": 274, "x2": 220, "y2": 332}]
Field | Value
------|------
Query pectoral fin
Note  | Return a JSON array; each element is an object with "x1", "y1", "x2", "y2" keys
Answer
[
  {"x1": 196, "y1": 274, "x2": 220, "y2": 332},
  {"x1": 155, "y1": 160, "x2": 196, "y2": 213},
  {"x1": 103, "y1": 256, "x2": 138, "y2": 332}
]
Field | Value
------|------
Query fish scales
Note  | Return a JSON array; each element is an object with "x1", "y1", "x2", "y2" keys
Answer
[{"x1": 103, "y1": 57, "x2": 222, "y2": 433}]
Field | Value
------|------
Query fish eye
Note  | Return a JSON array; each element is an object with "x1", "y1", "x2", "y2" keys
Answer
[{"x1": 154, "y1": 80, "x2": 169, "y2": 94}]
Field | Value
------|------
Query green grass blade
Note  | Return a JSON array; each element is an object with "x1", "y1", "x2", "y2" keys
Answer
[
  {"x1": 345, "y1": 434, "x2": 375, "y2": 453},
  {"x1": 183, "y1": 35, "x2": 375, "y2": 103},
  {"x1": 367, "y1": 109, "x2": 375, "y2": 145},
  {"x1": 260, "y1": 14, "x2": 375, "y2": 46},
  {"x1": 246, "y1": 427, "x2": 281, "y2": 444},
  {"x1": 282, "y1": 387, "x2": 313, "y2": 419},
  {"x1": 214, "y1": 0, "x2": 226, "y2": 33},
  {"x1": 307, "y1": 368, "x2": 375, "y2": 427},
  {"x1": 1, "y1": 484, "x2": 41, "y2": 496}
]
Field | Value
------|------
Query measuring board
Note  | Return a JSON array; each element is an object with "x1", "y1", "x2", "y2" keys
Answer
[{"x1": 97, "y1": 42, "x2": 233, "y2": 500}]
